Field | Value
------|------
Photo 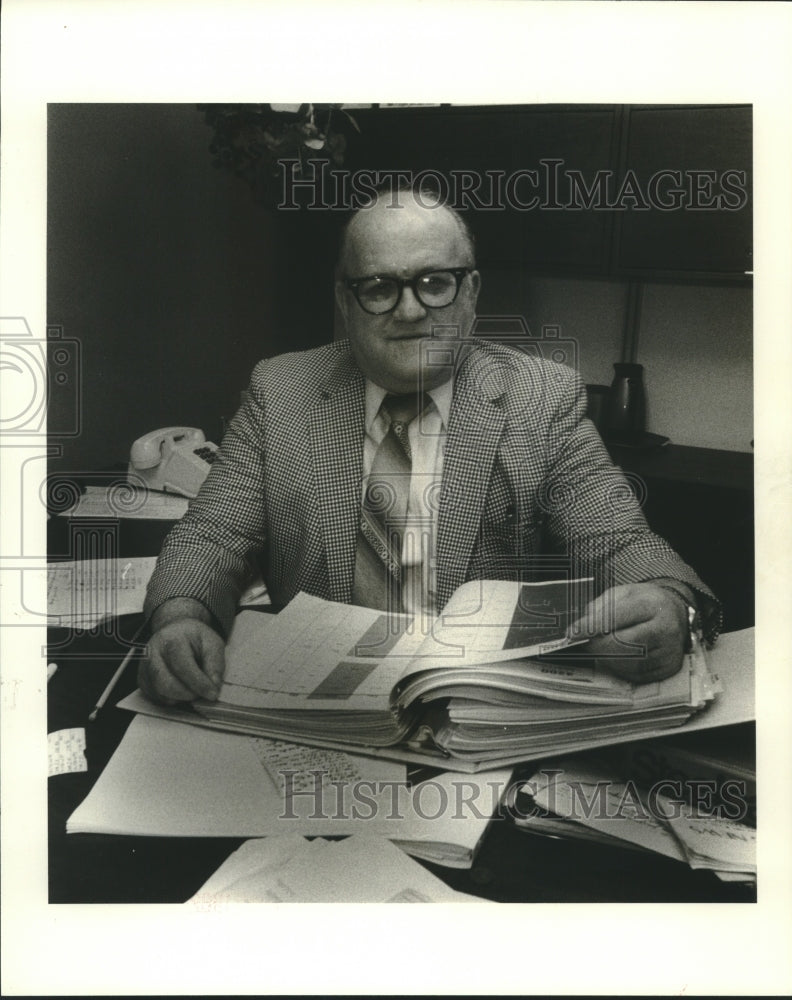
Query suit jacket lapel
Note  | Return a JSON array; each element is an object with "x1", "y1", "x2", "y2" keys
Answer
[
  {"x1": 436, "y1": 348, "x2": 507, "y2": 608},
  {"x1": 309, "y1": 354, "x2": 365, "y2": 603}
]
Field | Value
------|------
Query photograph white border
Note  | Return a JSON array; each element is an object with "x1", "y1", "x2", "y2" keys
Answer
[{"x1": 2, "y1": 1, "x2": 791, "y2": 995}]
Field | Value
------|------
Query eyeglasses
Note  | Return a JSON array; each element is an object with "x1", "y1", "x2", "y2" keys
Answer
[{"x1": 344, "y1": 268, "x2": 472, "y2": 316}]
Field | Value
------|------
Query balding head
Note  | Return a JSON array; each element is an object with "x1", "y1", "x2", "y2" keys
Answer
[
  {"x1": 337, "y1": 186, "x2": 476, "y2": 278},
  {"x1": 334, "y1": 189, "x2": 481, "y2": 394}
]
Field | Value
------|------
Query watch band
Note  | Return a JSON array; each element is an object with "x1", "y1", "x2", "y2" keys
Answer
[{"x1": 655, "y1": 583, "x2": 701, "y2": 654}]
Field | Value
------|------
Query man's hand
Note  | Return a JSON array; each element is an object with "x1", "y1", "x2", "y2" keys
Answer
[
  {"x1": 138, "y1": 598, "x2": 226, "y2": 705},
  {"x1": 567, "y1": 582, "x2": 690, "y2": 683}
]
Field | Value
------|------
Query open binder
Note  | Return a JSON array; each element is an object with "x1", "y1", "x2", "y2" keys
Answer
[{"x1": 121, "y1": 583, "x2": 752, "y2": 773}]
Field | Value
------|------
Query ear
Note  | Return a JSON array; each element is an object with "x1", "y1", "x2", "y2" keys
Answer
[
  {"x1": 468, "y1": 269, "x2": 482, "y2": 307},
  {"x1": 334, "y1": 280, "x2": 350, "y2": 329}
]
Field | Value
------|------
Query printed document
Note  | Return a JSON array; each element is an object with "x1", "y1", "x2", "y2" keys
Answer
[
  {"x1": 47, "y1": 556, "x2": 156, "y2": 628},
  {"x1": 190, "y1": 835, "x2": 484, "y2": 904}
]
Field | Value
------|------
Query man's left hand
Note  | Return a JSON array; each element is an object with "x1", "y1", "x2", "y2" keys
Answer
[{"x1": 568, "y1": 582, "x2": 690, "y2": 683}]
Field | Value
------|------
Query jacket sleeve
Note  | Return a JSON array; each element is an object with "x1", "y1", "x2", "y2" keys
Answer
[
  {"x1": 540, "y1": 370, "x2": 722, "y2": 644},
  {"x1": 143, "y1": 363, "x2": 270, "y2": 637}
]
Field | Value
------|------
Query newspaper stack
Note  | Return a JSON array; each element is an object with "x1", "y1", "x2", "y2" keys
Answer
[{"x1": 513, "y1": 756, "x2": 755, "y2": 886}]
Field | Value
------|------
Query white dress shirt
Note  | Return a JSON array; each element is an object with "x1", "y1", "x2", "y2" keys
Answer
[{"x1": 362, "y1": 378, "x2": 453, "y2": 618}]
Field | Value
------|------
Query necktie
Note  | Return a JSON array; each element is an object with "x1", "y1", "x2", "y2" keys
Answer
[{"x1": 352, "y1": 393, "x2": 428, "y2": 611}]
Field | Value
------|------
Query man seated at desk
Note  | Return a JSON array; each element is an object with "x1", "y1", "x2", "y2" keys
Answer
[{"x1": 139, "y1": 184, "x2": 719, "y2": 705}]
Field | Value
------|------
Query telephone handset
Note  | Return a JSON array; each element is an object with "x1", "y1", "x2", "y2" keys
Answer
[{"x1": 128, "y1": 426, "x2": 218, "y2": 499}]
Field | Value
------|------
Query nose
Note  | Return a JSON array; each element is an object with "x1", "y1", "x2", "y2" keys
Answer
[{"x1": 393, "y1": 284, "x2": 428, "y2": 322}]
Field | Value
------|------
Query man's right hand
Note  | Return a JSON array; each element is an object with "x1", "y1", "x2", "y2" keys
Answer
[{"x1": 138, "y1": 598, "x2": 226, "y2": 705}]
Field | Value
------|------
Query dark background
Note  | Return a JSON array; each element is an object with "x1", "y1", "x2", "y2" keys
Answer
[
  {"x1": 46, "y1": 103, "x2": 754, "y2": 628},
  {"x1": 47, "y1": 103, "x2": 752, "y2": 472}
]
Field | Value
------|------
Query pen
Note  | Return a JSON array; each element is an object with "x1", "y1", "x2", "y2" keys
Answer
[{"x1": 88, "y1": 624, "x2": 145, "y2": 722}]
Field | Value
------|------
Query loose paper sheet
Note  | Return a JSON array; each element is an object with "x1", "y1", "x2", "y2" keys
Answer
[
  {"x1": 657, "y1": 799, "x2": 756, "y2": 873},
  {"x1": 47, "y1": 556, "x2": 157, "y2": 628},
  {"x1": 528, "y1": 760, "x2": 688, "y2": 862},
  {"x1": 48, "y1": 728, "x2": 87, "y2": 777},
  {"x1": 190, "y1": 835, "x2": 484, "y2": 904},
  {"x1": 61, "y1": 484, "x2": 189, "y2": 520},
  {"x1": 66, "y1": 715, "x2": 511, "y2": 866},
  {"x1": 219, "y1": 595, "x2": 425, "y2": 712}
]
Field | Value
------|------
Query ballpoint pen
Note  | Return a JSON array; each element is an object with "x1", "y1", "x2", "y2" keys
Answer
[{"x1": 88, "y1": 623, "x2": 146, "y2": 722}]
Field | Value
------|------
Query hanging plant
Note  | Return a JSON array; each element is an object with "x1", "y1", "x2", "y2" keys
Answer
[{"x1": 198, "y1": 103, "x2": 360, "y2": 208}]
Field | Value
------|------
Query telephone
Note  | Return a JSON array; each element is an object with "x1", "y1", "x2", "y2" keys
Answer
[{"x1": 128, "y1": 427, "x2": 218, "y2": 499}]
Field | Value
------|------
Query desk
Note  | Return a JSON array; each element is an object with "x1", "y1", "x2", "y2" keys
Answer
[
  {"x1": 48, "y1": 613, "x2": 756, "y2": 904},
  {"x1": 47, "y1": 497, "x2": 756, "y2": 902}
]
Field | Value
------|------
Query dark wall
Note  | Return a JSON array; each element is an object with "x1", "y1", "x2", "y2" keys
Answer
[
  {"x1": 48, "y1": 103, "x2": 752, "y2": 474},
  {"x1": 47, "y1": 104, "x2": 335, "y2": 474}
]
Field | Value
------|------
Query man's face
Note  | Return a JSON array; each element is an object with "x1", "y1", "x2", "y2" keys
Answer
[{"x1": 335, "y1": 198, "x2": 481, "y2": 394}]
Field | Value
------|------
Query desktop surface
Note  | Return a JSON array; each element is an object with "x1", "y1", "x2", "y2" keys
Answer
[{"x1": 47, "y1": 615, "x2": 756, "y2": 905}]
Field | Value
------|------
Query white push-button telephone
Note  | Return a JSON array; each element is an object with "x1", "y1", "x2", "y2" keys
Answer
[{"x1": 128, "y1": 427, "x2": 218, "y2": 498}]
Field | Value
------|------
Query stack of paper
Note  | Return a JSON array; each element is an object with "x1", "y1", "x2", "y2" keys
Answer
[
  {"x1": 193, "y1": 596, "x2": 427, "y2": 747},
  {"x1": 192, "y1": 581, "x2": 596, "y2": 748},
  {"x1": 656, "y1": 802, "x2": 756, "y2": 883},
  {"x1": 602, "y1": 728, "x2": 756, "y2": 826},
  {"x1": 514, "y1": 757, "x2": 755, "y2": 885},
  {"x1": 431, "y1": 640, "x2": 720, "y2": 762},
  {"x1": 67, "y1": 714, "x2": 513, "y2": 869},
  {"x1": 179, "y1": 587, "x2": 721, "y2": 768},
  {"x1": 60, "y1": 484, "x2": 189, "y2": 520},
  {"x1": 189, "y1": 835, "x2": 484, "y2": 904},
  {"x1": 123, "y1": 625, "x2": 754, "y2": 775}
]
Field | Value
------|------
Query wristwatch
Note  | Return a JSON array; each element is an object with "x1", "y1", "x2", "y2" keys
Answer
[{"x1": 655, "y1": 583, "x2": 701, "y2": 654}]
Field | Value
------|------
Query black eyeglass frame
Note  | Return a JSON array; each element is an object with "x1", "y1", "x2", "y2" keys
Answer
[{"x1": 344, "y1": 267, "x2": 472, "y2": 315}]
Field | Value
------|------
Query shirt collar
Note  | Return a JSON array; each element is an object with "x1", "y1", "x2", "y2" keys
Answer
[{"x1": 364, "y1": 377, "x2": 453, "y2": 433}]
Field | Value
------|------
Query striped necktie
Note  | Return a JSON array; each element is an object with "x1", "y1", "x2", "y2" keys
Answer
[{"x1": 352, "y1": 392, "x2": 429, "y2": 611}]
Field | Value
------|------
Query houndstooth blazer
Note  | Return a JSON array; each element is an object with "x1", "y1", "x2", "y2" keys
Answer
[{"x1": 144, "y1": 338, "x2": 719, "y2": 640}]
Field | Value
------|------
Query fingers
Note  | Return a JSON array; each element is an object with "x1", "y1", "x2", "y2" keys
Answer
[
  {"x1": 604, "y1": 653, "x2": 682, "y2": 683},
  {"x1": 577, "y1": 626, "x2": 652, "y2": 662},
  {"x1": 138, "y1": 620, "x2": 226, "y2": 705},
  {"x1": 200, "y1": 629, "x2": 226, "y2": 689},
  {"x1": 165, "y1": 630, "x2": 222, "y2": 700},
  {"x1": 138, "y1": 650, "x2": 195, "y2": 705},
  {"x1": 567, "y1": 583, "x2": 687, "y2": 684},
  {"x1": 581, "y1": 621, "x2": 683, "y2": 683},
  {"x1": 568, "y1": 584, "x2": 655, "y2": 641}
]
